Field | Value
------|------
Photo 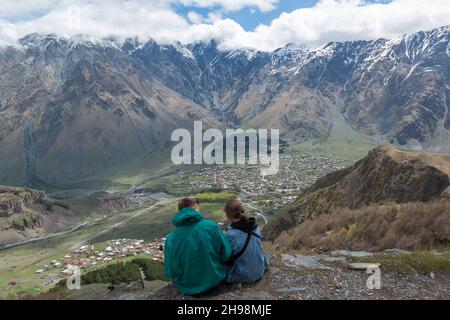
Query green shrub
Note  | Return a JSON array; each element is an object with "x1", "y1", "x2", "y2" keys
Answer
[
  {"x1": 275, "y1": 200, "x2": 450, "y2": 252},
  {"x1": 194, "y1": 192, "x2": 238, "y2": 203},
  {"x1": 79, "y1": 258, "x2": 168, "y2": 285},
  {"x1": 132, "y1": 258, "x2": 168, "y2": 281},
  {"x1": 81, "y1": 261, "x2": 141, "y2": 285}
]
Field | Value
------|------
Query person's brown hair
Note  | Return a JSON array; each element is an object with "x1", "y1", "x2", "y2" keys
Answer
[
  {"x1": 224, "y1": 199, "x2": 248, "y2": 221},
  {"x1": 178, "y1": 198, "x2": 199, "y2": 210}
]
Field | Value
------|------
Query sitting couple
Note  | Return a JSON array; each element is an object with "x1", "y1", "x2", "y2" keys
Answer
[{"x1": 164, "y1": 197, "x2": 269, "y2": 296}]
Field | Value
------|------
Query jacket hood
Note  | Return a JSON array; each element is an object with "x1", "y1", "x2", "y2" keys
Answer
[
  {"x1": 231, "y1": 217, "x2": 258, "y2": 233},
  {"x1": 172, "y1": 207, "x2": 204, "y2": 227}
]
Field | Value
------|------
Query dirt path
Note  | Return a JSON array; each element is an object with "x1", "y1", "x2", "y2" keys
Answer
[
  {"x1": 287, "y1": 158, "x2": 300, "y2": 183},
  {"x1": 0, "y1": 220, "x2": 98, "y2": 251},
  {"x1": 0, "y1": 198, "x2": 173, "y2": 252}
]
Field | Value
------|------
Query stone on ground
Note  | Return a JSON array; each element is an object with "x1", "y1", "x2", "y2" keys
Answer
[
  {"x1": 331, "y1": 250, "x2": 374, "y2": 257},
  {"x1": 282, "y1": 254, "x2": 333, "y2": 270},
  {"x1": 381, "y1": 249, "x2": 411, "y2": 255},
  {"x1": 348, "y1": 263, "x2": 380, "y2": 270}
]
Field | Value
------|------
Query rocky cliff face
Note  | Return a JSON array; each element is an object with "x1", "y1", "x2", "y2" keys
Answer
[
  {"x1": 0, "y1": 34, "x2": 222, "y2": 187},
  {"x1": 0, "y1": 27, "x2": 449, "y2": 186},
  {"x1": 93, "y1": 192, "x2": 132, "y2": 214},
  {"x1": 264, "y1": 146, "x2": 450, "y2": 241},
  {"x1": 0, "y1": 185, "x2": 74, "y2": 244},
  {"x1": 0, "y1": 186, "x2": 58, "y2": 217},
  {"x1": 0, "y1": 186, "x2": 135, "y2": 245}
]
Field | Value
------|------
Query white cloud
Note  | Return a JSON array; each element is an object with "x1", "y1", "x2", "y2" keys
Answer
[
  {"x1": 0, "y1": 19, "x2": 19, "y2": 46},
  {"x1": 205, "y1": 11, "x2": 224, "y2": 23},
  {"x1": 0, "y1": 0, "x2": 59, "y2": 18},
  {"x1": 187, "y1": 11, "x2": 204, "y2": 24},
  {"x1": 234, "y1": 0, "x2": 450, "y2": 50},
  {"x1": 176, "y1": 0, "x2": 279, "y2": 13},
  {"x1": 2, "y1": 1, "x2": 188, "y2": 45},
  {"x1": 0, "y1": 0, "x2": 449, "y2": 50}
]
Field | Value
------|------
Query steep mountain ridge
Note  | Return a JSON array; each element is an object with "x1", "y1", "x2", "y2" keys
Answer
[
  {"x1": 0, "y1": 34, "x2": 221, "y2": 186},
  {"x1": 0, "y1": 26, "x2": 449, "y2": 186},
  {"x1": 264, "y1": 145, "x2": 450, "y2": 242}
]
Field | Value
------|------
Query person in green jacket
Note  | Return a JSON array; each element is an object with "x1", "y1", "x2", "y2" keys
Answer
[{"x1": 164, "y1": 198, "x2": 232, "y2": 296}]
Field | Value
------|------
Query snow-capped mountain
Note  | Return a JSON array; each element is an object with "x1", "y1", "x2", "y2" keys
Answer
[{"x1": 0, "y1": 26, "x2": 449, "y2": 186}]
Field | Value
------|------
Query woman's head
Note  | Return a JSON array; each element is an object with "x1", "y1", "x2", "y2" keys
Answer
[{"x1": 224, "y1": 199, "x2": 248, "y2": 221}]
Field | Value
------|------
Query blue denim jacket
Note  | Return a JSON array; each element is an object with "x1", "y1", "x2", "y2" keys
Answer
[{"x1": 225, "y1": 226, "x2": 269, "y2": 283}]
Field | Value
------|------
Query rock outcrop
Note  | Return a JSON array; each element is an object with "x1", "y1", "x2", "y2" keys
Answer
[
  {"x1": 0, "y1": 186, "x2": 75, "y2": 245},
  {"x1": 94, "y1": 192, "x2": 132, "y2": 214},
  {"x1": 0, "y1": 186, "x2": 56, "y2": 217}
]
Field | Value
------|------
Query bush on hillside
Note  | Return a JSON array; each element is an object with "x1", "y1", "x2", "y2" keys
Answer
[
  {"x1": 81, "y1": 261, "x2": 141, "y2": 285},
  {"x1": 79, "y1": 258, "x2": 167, "y2": 285},
  {"x1": 194, "y1": 192, "x2": 238, "y2": 203},
  {"x1": 132, "y1": 258, "x2": 168, "y2": 281},
  {"x1": 276, "y1": 200, "x2": 450, "y2": 252}
]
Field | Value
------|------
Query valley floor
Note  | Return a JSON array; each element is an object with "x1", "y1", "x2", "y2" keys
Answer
[
  {"x1": 0, "y1": 197, "x2": 229, "y2": 299},
  {"x1": 2, "y1": 140, "x2": 449, "y2": 300}
]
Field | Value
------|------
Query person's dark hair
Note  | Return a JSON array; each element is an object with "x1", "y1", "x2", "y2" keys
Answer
[
  {"x1": 224, "y1": 199, "x2": 248, "y2": 221},
  {"x1": 178, "y1": 198, "x2": 199, "y2": 210}
]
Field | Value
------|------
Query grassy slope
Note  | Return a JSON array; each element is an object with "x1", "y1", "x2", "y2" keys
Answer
[
  {"x1": 0, "y1": 196, "x2": 230, "y2": 298},
  {"x1": 350, "y1": 252, "x2": 450, "y2": 274},
  {"x1": 0, "y1": 205, "x2": 162, "y2": 298},
  {"x1": 85, "y1": 148, "x2": 174, "y2": 188},
  {"x1": 46, "y1": 147, "x2": 175, "y2": 197},
  {"x1": 290, "y1": 134, "x2": 378, "y2": 167}
]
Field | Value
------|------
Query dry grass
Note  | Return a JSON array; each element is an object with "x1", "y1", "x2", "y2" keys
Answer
[
  {"x1": 275, "y1": 200, "x2": 450, "y2": 252},
  {"x1": 383, "y1": 145, "x2": 450, "y2": 176},
  {"x1": 349, "y1": 251, "x2": 450, "y2": 273}
]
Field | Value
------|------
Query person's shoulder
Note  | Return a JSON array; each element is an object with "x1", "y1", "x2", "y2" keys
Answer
[
  {"x1": 226, "y1": 228, "x2": 240, "y2": 237},
  {"x1": 166, "y1": 228, "x2": 178, "y2": 239},
  {"x1": 198, "y1": 218, "x2": 219, "y2": 229},
  {"x1": 225, "y1": 228, "x2": 241, "y2": 241}
]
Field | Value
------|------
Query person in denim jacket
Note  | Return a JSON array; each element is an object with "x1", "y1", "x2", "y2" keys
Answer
[{"x1": 224, "y1": 199, "x2": 269, "y2": 283}]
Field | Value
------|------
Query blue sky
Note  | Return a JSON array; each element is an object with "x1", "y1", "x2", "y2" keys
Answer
[
  {"x1": 175, "y1": 0, "x2": 319, "y2": 31},
  {"x1": 174, "y1": 0, "x2": 394, "y2": 31},
  {"x1": 0, "y1": 0, "x2": 448, "y2": 50},
  {"x1": 5, "y1": 1, "x2": 316, "y2": 25}
]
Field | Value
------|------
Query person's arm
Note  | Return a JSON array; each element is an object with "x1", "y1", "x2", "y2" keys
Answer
[
  {"x1": 215, "y1": 225, "x2": 232, "y2": 263},
  {"x1": 225, "y1": 231, "x2": 240, "y2": 255}
]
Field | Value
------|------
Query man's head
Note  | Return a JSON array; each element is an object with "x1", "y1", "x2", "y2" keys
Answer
[{"x1": 178, "y1": 198, "x2": 200, "y2": 211}]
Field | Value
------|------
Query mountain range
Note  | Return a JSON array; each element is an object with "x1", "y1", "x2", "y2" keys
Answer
[{"x1": 0, "y1": 26, "x2": 449, "y2": 186}]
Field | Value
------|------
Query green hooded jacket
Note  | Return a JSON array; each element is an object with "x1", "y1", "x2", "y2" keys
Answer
[{"x1": 164, "y1": 207, "x2": 232, "y2": 295}]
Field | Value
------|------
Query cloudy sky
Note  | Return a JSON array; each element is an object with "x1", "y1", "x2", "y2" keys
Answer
[{"x1": 0, "y1": 0, "x2": 449, "y2": 50}]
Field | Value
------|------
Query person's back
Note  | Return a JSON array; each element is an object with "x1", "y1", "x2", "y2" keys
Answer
[
  {"x1": 164, "y1": 198, "x2": 232, "y2": 295},
  {"x1": 224, "y1": 199, "x2": 269, "y2": 283}
]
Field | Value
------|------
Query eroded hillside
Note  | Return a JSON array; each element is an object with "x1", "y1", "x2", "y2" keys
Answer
[{"x1": 265, "y1": 146, "x2": 450, "y2": 251}]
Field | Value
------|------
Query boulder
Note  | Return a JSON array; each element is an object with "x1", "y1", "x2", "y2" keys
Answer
[
  {"x1": 348, "y1": 263, "x2": 380, "y2": 270},
  {"x1": 281, "y1": 254, "x2": 332, "y2": 270},
  {"x1": 331, "y1": 250, "x2": 374, "y2": 258}
]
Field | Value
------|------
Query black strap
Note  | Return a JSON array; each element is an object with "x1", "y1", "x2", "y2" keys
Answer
[
  {"x1": 251, "y1": 232, "x2": 261, "y2": 240},
  {"x1": 227, "y1": 232, "x2": 261, "y2": 265}
]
